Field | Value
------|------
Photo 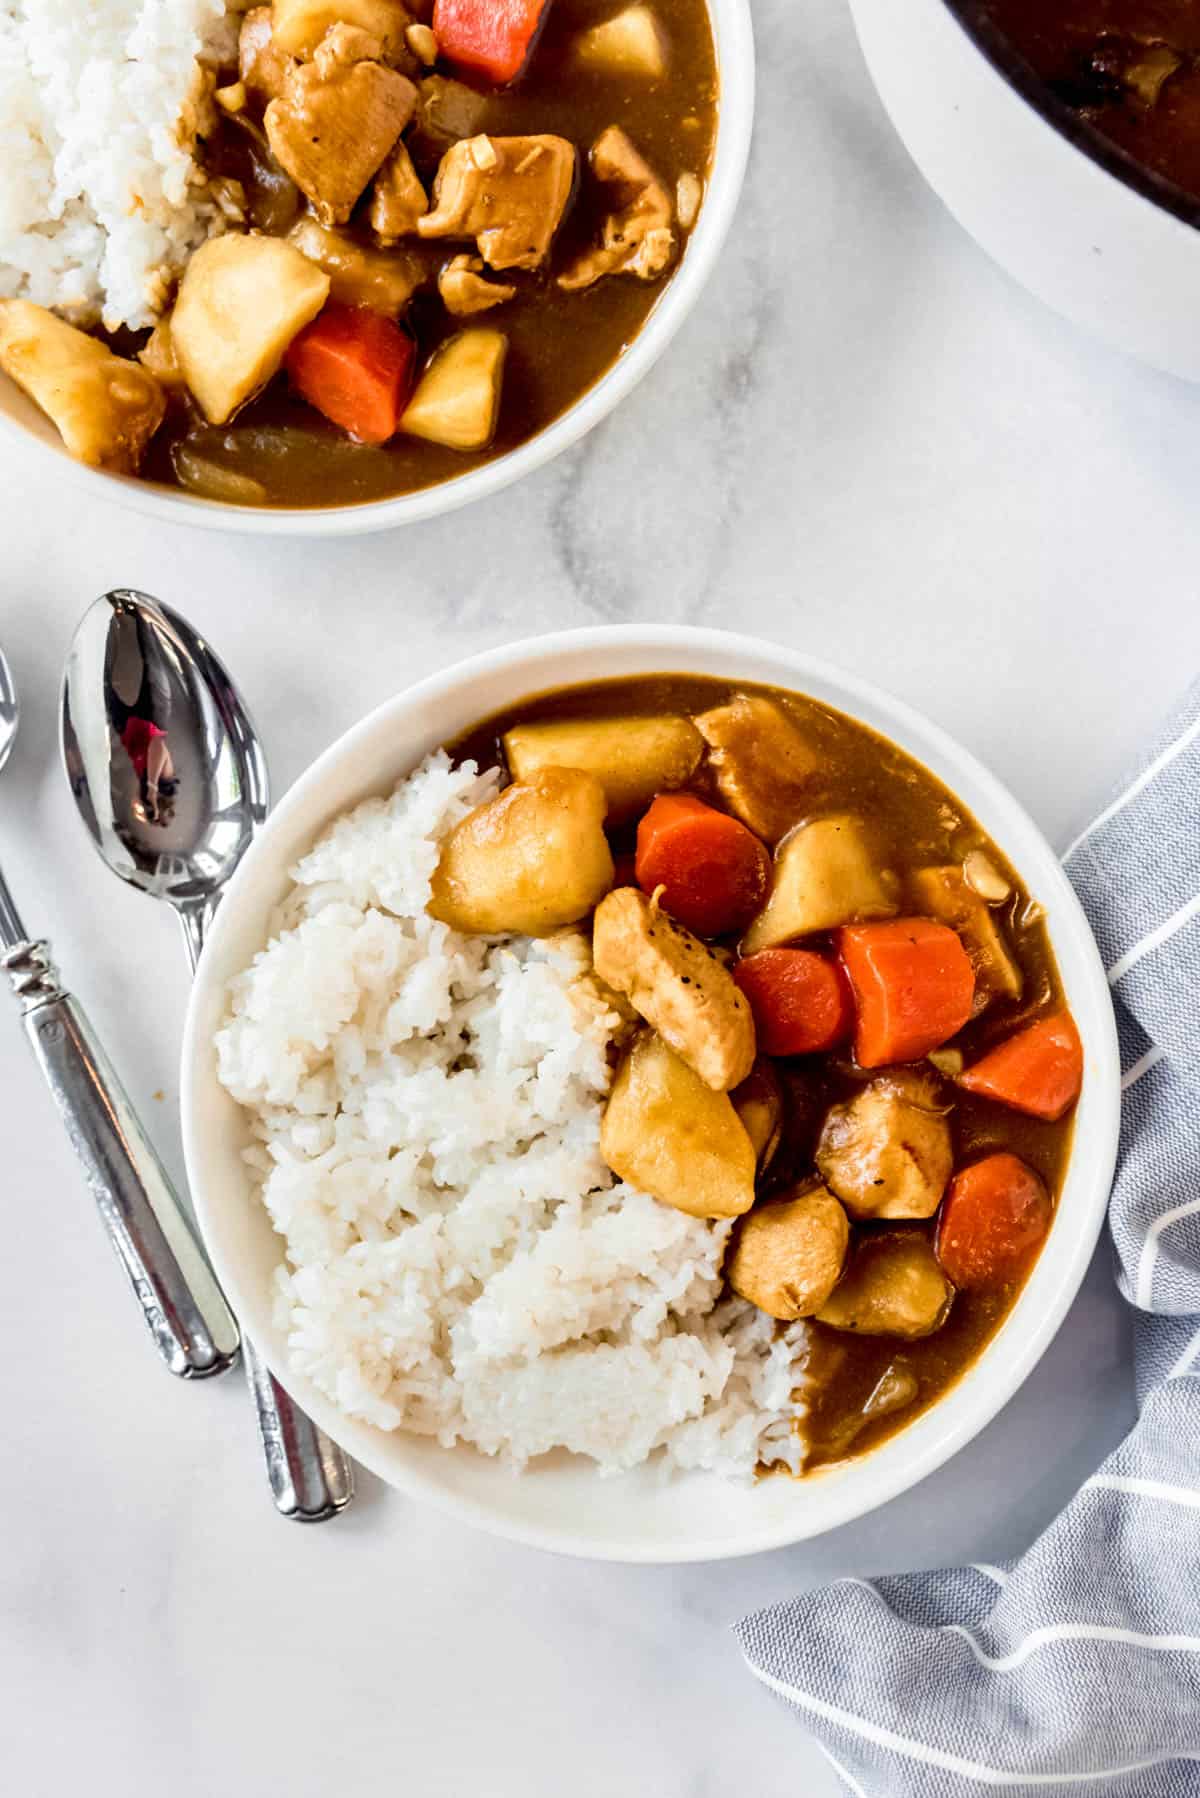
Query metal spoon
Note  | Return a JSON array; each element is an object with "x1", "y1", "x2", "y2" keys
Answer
[
  {"x1": 0, "y1": 644, "x2": 239, "y2": 1377},
  {"x1": 62, "y1": 590, "x2": 354, "y2": 1522}
]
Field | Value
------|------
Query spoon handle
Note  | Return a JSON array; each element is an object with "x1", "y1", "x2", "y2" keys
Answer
[
  {"x1": 243, "y1": 1338, "x2": 355, "y2": 1521},
  {"x1": 178, "y1": 907, "x2": 355, "y2": 1521},
  {"x1": 1, "y1": 930, "x2": 240, "y2": 1379}
]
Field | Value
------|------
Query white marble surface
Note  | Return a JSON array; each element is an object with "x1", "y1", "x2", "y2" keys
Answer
[{"x1": 3, "y1": 2, "x2": 1200, "y2": 1792}]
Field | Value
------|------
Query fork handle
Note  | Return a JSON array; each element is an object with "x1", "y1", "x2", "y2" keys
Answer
[{"x1": 10, "y1": 943, "x2": 240, "y2": 1379}]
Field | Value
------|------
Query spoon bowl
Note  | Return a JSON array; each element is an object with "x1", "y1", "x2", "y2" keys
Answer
[{"x1": 62, "y1": 591, "x2": 269, "y2": 965}]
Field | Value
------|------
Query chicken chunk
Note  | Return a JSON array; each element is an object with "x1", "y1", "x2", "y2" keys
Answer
[
  {"x1": 0, "y1": 301, "x2": 164, "y2": 472},
  {"x1": 265, "y1": 56, "x2": 417, "y2": 224},
  {"x1": 592, "y1": 887, "x2": 756, "y2": 1092},
  {"x1": 239, "y1": 6, "x2": 294, "y2": 101},
  {"x1": 311, "y1": 21, "x2": 386, "y2": 69},
  {"x1": 418, "y1": 134, "x2": 576, "y2": 271},
  {"x1": 742, "y1": 814, "x2": 899, "y2": 954},
  {"x1": 288, "y1": 216, "x2": 426, "y2": 313},
  {"x1": 501, "y1": 714, "x2": 703, "y2": 825},
  {"x1": 731, "y1": 1059, "x2": 783, "y2": 1171},
  {"x1": 600, "y1": 1032, "x2": 756, "y2": 1220},
  {"x1": 816, "y1": 1071, "x2": 953, "y2": 1221},
  {"x1": 171, "y1": 234, "x2": 330, "y2": 425},
  {"x1": 728, "y1": 1185, "x2": 850, "y2": 1320},
  {"x1": 557, "y1": 126, "x2": 674, "y2": 291},
  {"x1": 437, "y1": 253, "x2": 515, "y2": 315},
  {"x1": 370, "y1": 140, "x2": 429, "y2": 240},
  {"x1": 694, "y1": 694, "x2": 820, "y2": 844},
  {"x1": 817, "y1": 1231, "x2": 953, "y2": 1339},
  {"x1": 272, "y1": 0, "x2": 413, "y2": 59},
  {"x1": 912, "y1": 864, "x2": 1023, "y2": 1013},
  {"x1": 428, "y1": 767, "x2": 614, "y2": 935}
]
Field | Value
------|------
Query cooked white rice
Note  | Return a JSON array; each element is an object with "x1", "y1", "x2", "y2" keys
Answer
[
  {"x1": 216, "y1": 753, "x2": 806, "y2": 1480},
  {"x1": 0, "y1": 0, "x2": 236, "y2": 330}
]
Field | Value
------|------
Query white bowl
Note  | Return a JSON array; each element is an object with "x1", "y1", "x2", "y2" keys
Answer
[
  {"x1": 848, "y1": 0, "x2": 1200, "y2": 381},
  {"x1": 0, "y1": 1, "x2": 754, "y2": 536},
  {"x1": 181, "y1": 625, "x2": 1120, "y2": 1561}
]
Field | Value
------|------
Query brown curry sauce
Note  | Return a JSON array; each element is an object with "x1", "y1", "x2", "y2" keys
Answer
[
  {"x1": 962, "y1": 0, "x2": 1200, "y2": 205},
  {"x1": 451, "y1": 674, "x2": 1076, "y2": 1475}
]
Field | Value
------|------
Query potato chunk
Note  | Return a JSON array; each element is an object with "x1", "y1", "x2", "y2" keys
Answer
[
  {"x1": 575, "y1": 5, "x2": 667, "y2": 77},
  {"x1": 502, "y1": 715, "x2": 703, "y2": 825},
  {"x1": 593, "y1": 887, "x2": 756, "y2": 1092},
  {"x1": 816, "y1": 1071, "x2": 953, "y2": 1221},
  {"x1": 731, "y1": 1059, "x2": 783, "y2": 1171},
  {"x1": 912, "y1": 865, "x2": 1023, "y2": 1012},
  {"x1": 817, "y1": 1231, "x2": 953, "y2": 1339},
  {"x1": 694, "y1": 694, "x2": 819, "y2": 844},
  {"x1": 288, "y1": 216, "x2": 426, "y2": 313},
  {"x1": 272, "y1": 0, "x2": 412, "y2": 58},
  {"x1": 266, "y1": 56, "x2": 417, "y2": 225},
  {"x1": 172, "y1": 235, "x2": 330, "y2": 425},
  {"x1": 728, "y1": 1185, "x2": 850, "y2": 1320},
  {"x1": 400, "y1": 328, "x2": 506, "y2": 450},
  {"x1": 428, "y1": 768, "x2": 613, "y2": 935},
  {"x1": 601, "y1": 1033, "x2": 756, "y2": 1220},
  {"x1": 0, "y1": 301, "x2": 164, "y2": 472},
  {"x1": 742, "y1": 814, "x2": 898, "y2": 954}
]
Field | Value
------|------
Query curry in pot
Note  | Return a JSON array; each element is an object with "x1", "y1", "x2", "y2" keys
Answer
[
  {"x1": 0, "y1": 0, "x2": 717, "y2": 507},
  {"x1": 448, "y1": 676, "x2": 1082, "y2": 1470},
  {"x1": 964, "y1": 0, "x2": 1200, "y2": 205}
]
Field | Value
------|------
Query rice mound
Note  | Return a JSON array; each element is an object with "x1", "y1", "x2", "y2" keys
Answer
[
  {"x1": 216, "y1": 753, "x2": 804, "y2": 1480},
  {"x1": 0, "y1": 0, "x2": 234, "y2": 330}
]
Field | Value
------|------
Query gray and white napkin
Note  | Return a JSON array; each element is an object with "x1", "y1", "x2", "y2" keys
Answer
[{"x1": 737, "y1": 681, "x2": 1200, "y2": 1797}]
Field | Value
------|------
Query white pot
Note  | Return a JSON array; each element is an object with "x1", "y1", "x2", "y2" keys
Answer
[{"x1": 848, "y1": 0, "x2": 1200, "y2": 379}]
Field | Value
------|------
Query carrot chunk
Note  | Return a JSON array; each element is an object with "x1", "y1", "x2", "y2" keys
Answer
[
  {"x1": 285, "y1": 301, "x2": 415, "y2": 444},
  {"x1": 635, "y1": 792, "x2": 769, "y2": 938},
  {"x1": 937, "y1": 1152, "x2": 1052, "y2": 1289},
  {"x1": 733, "y1": 949, "x2": 854, "y2": 1056},
  {"x1": 838, "y1": 917, "x2": 975, "y2": 1068},
  {"x1": 959, "y1": 1011, "x2": 1083, "y2": 1121},
  {"x1": 433, "y1": 0, "x2": 553, "y2": 85}
]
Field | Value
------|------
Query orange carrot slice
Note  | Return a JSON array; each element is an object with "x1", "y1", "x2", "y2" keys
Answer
[
  {"x1": 937, "y1": 1152, "x2": 1052, "y2": 1289},
  {"x1": 959, "y1": 1012, "x2": 1083, "y2": 1121},
  {"x1": 838, "y1": 917, "x2": 975, "y2": 1067},
  {"x1": 635, "y1": 792, "x2": 769, "y2": 938}
]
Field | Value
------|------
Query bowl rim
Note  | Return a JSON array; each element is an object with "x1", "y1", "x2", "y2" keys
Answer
[
  {"x1": 0, "y1": 0, "x2": 755, "y2": 538},
  {"x1": 939, "y1": 0, "x2": 1200, "y2": 232},
  {"x1": 181, "y1": 624, "x2": 1121, "y2": 1561}
]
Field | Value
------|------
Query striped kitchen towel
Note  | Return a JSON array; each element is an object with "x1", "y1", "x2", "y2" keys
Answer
[{"x1": 736, "y1": 680, "x2": 1200, "y2": 1797}]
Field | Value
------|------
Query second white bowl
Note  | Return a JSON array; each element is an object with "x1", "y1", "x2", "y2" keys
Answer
[{"x1": 0, "y1": 0, "x2": 755, "y2": 535}]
